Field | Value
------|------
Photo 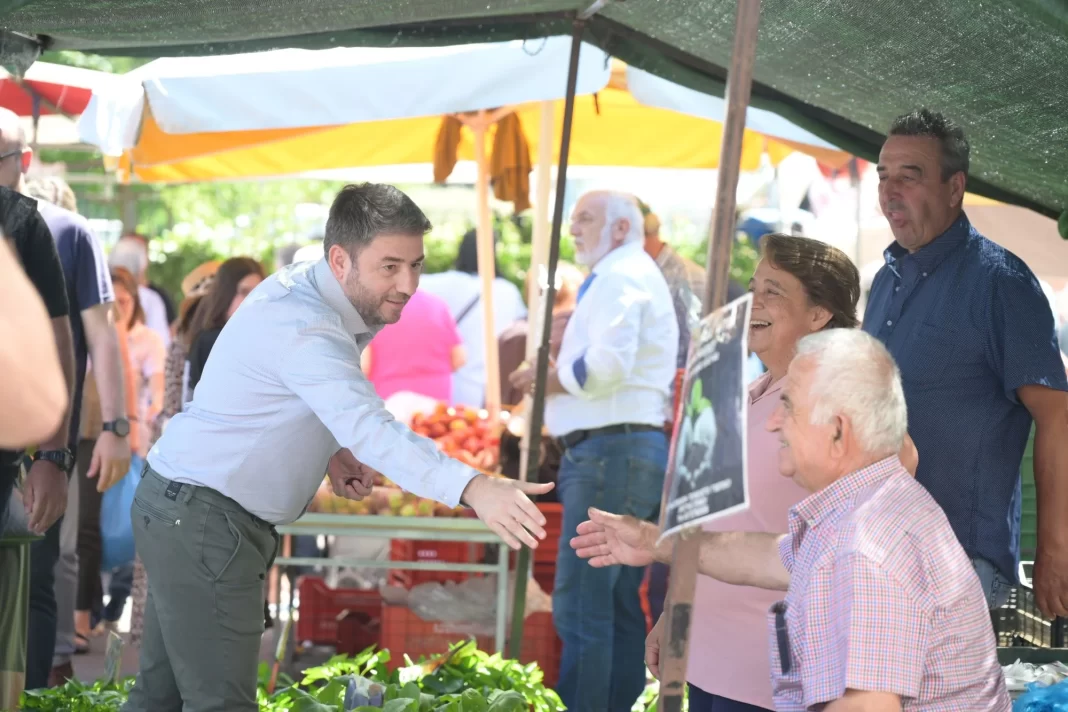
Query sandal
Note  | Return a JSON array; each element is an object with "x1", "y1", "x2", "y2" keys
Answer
[{"x1": 74, "y1": 632, "x2": 90, "y2": 655}]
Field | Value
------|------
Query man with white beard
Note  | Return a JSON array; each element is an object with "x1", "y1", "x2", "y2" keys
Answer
[{"x1": 510, "y1": 190, "x2": 678, "y2": 712}]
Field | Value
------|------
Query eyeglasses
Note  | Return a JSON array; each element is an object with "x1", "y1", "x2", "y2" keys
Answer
[{"x1": 0, "y1": 149, "x2": 24, "y2": 162}]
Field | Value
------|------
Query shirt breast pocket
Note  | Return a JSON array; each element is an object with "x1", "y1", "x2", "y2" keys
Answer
[{"x1": 899, "y1": 321, "x2": 985, "y2": 387}]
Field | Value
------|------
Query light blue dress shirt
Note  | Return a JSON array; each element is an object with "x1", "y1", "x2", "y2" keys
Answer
[{"x1": 149, "y1": 259, "x2": 477, "y2": 525}]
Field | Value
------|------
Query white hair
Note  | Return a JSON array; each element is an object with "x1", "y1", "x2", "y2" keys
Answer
[
  {"x1": 108, "y1": 237, "x2": 148, "y2": 277},
  {"x1": 795, "y1": 329, "x2": 907, "y2": 457},
  {"x1": 599, "y1": 191, "x2": 644, "y2": 245}
]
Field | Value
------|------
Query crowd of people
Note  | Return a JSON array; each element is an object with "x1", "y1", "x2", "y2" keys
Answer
[{"x1": 2, "y1": 102, "x2": 1067, "y2": 712}]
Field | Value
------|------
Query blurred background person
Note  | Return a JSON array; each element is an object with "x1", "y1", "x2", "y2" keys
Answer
[
  {"x1": 108, "y1": 235, "x2": 173, "y2": 348},
  {"x1": 498, "y1": 261, "x2": 584, "y2": 407},
  {"x1": 361, "y1": 288, "x2": 465, "y2": 403},
  {"x1": 23, "y1": 174, "x2": 131, "y2": 686},
  {"x1": 420, "y1": 229, "x2": 526, "y2": 407},
  {"x1": 129, "y1": 259, "x2": 220, "y2": 647},
  {"x1": 185, "y1": 257, "x2": 266, "y2": 397}
]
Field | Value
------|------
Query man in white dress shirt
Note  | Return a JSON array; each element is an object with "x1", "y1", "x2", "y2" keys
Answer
[
  {"x1": 122, "y1": 184, "x2": 552, "y2": 712},
  {"x1": 511, "y1": 190, "x2": 678, "y2": 712}
]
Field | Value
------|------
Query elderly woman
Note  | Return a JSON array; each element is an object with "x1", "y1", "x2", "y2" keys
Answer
[{"x1": 661, "y1": 233, "x2": 913, "y2": 712}]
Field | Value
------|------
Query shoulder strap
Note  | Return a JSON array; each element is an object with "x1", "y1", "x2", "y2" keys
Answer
[{"x1": 454, "y1": 293, "x2": 481, "y2": 324}]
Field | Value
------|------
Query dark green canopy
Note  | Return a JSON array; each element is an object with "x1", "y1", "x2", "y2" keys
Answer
[{"x1": 2, "y1": 0, "x2": 1065, "y2": 226}]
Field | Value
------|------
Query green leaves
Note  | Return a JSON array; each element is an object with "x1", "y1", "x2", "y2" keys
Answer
[
  {"x1": 687, "y1": 378, "x2": 712, "y2": 419},
  {"x1": 21, "y1": 641, "x2": 565, "y2": 712}
]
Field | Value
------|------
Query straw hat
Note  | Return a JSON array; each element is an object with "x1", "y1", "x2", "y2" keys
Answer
[{"x1": 181, "y1": 260, "x2": 221, "y2": 297}]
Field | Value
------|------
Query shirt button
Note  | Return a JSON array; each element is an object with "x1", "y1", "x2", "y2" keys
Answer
[
  {"x1": 894, "y1": 286, "x2": 900, "y2": 292},
  {"x1": 922, "y1": 272, "x2": 928, "y2": 277},
  {"x1": 886, "y1": 320, "x2": 893, "y2": 326}
]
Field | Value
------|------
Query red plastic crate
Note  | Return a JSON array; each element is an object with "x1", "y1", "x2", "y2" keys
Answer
[
  {"x1": 296, "y1": 576, "x2": 381, "y2": 649},
  {"x1": 380, "y1": 604, "x2": 560, "y2": 687},
  {"x1": 533, "y1": 562, "x2": 556, "y2": 595},
  {"x1": 388, "y1": 539, "x2": 486, "y2": 588}
]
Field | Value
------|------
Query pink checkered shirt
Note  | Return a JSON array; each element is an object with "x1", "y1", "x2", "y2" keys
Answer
[{"x1": 768, "y1": 456, "x2": 1010, "y2": 711}]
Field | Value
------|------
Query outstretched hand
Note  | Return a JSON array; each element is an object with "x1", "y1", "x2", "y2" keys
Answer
[
  {"x1": 462, "y1": 475, "x2": 555, "y2": 550},
  {"x1": 570, "y1": 507, "x2": 663, "y2": 568}
]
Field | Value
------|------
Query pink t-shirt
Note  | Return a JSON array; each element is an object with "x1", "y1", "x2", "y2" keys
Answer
[
  {"x1": 366, "y1": 290, "x2": 462, "y2": 403},
  {"x1": 686, "y1": 371, "x2": 808, "y2": 709}
]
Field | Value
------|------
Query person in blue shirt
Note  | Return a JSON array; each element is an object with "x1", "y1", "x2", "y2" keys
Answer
[{"x1": 864, "y1": 108, "x2": 1068, "y2": 618}]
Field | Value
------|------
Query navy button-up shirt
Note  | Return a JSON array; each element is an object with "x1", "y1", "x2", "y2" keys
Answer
[{"x1": 863, "y1": 213, "x2": 1067, "y2": 583}]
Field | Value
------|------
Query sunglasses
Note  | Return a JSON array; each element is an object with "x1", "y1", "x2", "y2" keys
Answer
[{"x1": 0, "y1": 148, "x2": 24, "y2": 162}]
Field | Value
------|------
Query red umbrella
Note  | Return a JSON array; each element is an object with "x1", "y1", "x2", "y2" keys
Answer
[{"x1": 0, "y1": 62, "x2": 114, "y2": 118}]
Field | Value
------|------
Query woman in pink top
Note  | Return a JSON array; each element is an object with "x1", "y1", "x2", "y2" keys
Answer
[
  {"x1": 362, "y1": 289, "x2": 466, "y2": 402},
  {"x1": 681, "y1": 234, "x2": 863, "y2": 711}
]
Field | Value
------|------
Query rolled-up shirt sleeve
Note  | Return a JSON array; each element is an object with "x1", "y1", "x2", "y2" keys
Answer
[
  {"x1": 802, "y1": 552, "x2": 929, "y2": 708},
  {"x1": 556, "y1": 278, "x2": 646, "y2": 399},
  {"x1": 280, "y1": 318, "x2": 477, "y2": 506}
]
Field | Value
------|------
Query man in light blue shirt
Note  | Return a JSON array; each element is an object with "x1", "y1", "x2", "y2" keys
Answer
[{"x1": 122, "y1": 183, "x2": 552, "y2": 712}]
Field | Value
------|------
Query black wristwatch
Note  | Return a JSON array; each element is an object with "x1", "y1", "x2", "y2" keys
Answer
[
  {"x1": 102, "y1": 418, "x2": 130, "y2": 438},
  {"x1": 33, "y1": 448, "x2": 75, "y2": 475}
]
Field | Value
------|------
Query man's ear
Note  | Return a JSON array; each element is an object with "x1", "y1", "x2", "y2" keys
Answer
[{"x1": 19, "y1": 148, "x2": 32, "y2": 175}]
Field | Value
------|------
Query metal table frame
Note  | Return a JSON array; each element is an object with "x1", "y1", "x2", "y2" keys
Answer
[{"x1": 272, "y1": 513, "x2": 510, "y2": 651}]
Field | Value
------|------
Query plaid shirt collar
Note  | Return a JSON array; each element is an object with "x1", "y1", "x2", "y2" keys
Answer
[{"x1": 791, "y1": 455, "x2": 904, "y2": 532}]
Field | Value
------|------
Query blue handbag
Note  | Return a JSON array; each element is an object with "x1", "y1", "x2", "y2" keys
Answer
[{"x1": 100, "y1": 455, "x2": 142, "y2": 572}]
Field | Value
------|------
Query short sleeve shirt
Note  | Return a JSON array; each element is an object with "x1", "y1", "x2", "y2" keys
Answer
[
  {"x1": 862, "y1": 213, "x2": 1068, "y2": 582},
  {"x1": 771, "y1": 457, "x2": 1010, "y2": 711},
  {"x1": 38, "y1": 200, "x2": 114, "y2": 448}
]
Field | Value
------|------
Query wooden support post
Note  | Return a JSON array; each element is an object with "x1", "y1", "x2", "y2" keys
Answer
[
  {"x1": 472, "y1": 117, "x2": 502, "y2": 421},
  {"x1": 509, "y1": 16, "x2": 586, "y2": 659},
  {"x1": 658, "y1": 1, "x2": 763, "y2": 710}
]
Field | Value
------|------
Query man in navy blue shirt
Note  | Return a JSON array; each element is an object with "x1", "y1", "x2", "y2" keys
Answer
[
  {"x1": 0, "y1": 108, "x2": 131, "y2": 689},
  {"x1": 864, "y1": 109, "x2": 1068, "y2": 618}
]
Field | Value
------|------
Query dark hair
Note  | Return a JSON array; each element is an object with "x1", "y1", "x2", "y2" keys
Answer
[
  {"x1": 175, "y1": 295, "x2": 204, "y2": 346},
  {"x1": 761, "y1": 233, "x2": 860, "y2": 329},
  {"x1": 188, "y1": 257, "x2": 265, "y2": 344},
  {"x1": 110, "y1": 266, "x2": 145, "y2": 329},
  {"x1": 454, "y1": 228, "x2": 501, "y2": 276},
  {"x1": 888, "y1": 108, "x2": 970, "y2": 181},
  {"x1": 324, "y1": 183, "x2": 432, "y2": 258}
]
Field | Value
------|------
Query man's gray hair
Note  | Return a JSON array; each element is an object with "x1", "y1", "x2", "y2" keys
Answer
[
  {"x1": 109, "y1": 236, "x2": 148, "y2": 278},
  {"x1": 324, "y1": 183, "x2": 431, "y2": 258},
  {"x1": 795, "y1": 329, "x2": 907, "y2": 457},
  {"x1": 600, "y1": 191, "x2": 644, "y2": 245}
]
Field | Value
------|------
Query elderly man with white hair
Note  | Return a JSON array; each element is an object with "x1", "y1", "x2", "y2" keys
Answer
[
  {"x1": 571, "y1": 329, "x2": 1011, "y2": 712},
  {"x1": 510, "y1": 190, "x2": 678, "y2": 712}
]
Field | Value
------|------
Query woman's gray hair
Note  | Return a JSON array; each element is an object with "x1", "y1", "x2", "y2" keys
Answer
[{"x1": 795, "y1": 329, "x2": 907, "y2": 456}]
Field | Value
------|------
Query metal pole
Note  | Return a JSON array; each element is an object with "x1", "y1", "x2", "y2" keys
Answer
[
  {"x1": 508, "y1": 15, "x2": 586, "y2": 659},
  {"x1": 659, "y1": 1, "x2": 762, "y2": 710}
]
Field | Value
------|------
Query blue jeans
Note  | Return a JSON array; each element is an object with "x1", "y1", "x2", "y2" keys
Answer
[
  {"x1": 688, "y1": 683, "x2": 773, "y2": 712},
  {"x1": 973, "y1": 557, "x2": 1013, "y2": 609},
  {"x1": 553, "y1": 430, "x2": 667, "y2": 712},
  {"x1": 26, "y1": 514, "x2": 62, "y2": 689}
]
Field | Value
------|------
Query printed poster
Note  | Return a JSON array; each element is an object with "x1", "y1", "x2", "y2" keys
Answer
[{"x1": 659, "y1": 292, "x2": 751, "y2": 542}]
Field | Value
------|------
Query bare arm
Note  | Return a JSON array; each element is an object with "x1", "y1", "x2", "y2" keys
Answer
[
  {"x1": 0, "y1": 239, "x2": 67, "y2": 447},
  {"x1": 573, "y1": 508, "x2": 791, "y2": 591},
  {"x1": 660, "y1": 530, "x2": 791, "y2": 591},
  {"x1": 1019, "y1": 383, "x2": 1068, "y2": 616},
  {"x1": 360, "y1": 345, "x2": 372, "y2": 374},
  {"x1": 81, "y1": 304, "x2": 126, "y2": 423},
  {"x1": 824, "y1": 690, "x2": 902, "y2": 712},
  {"x1": 39, "y1": 315, "x2": 76, "y2": 451},
  {"x1": 450, "y1": 344, "x2": 466, "y2": 371}
]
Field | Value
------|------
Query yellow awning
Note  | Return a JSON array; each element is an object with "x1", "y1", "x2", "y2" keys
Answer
[{"x1": 115, "y1": 60, "x2": 853, "y2": 183}]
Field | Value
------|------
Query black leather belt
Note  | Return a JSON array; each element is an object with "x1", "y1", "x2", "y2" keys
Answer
[{"x1": 558, "y1": 423, "x2": 662, "y2": 450}]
